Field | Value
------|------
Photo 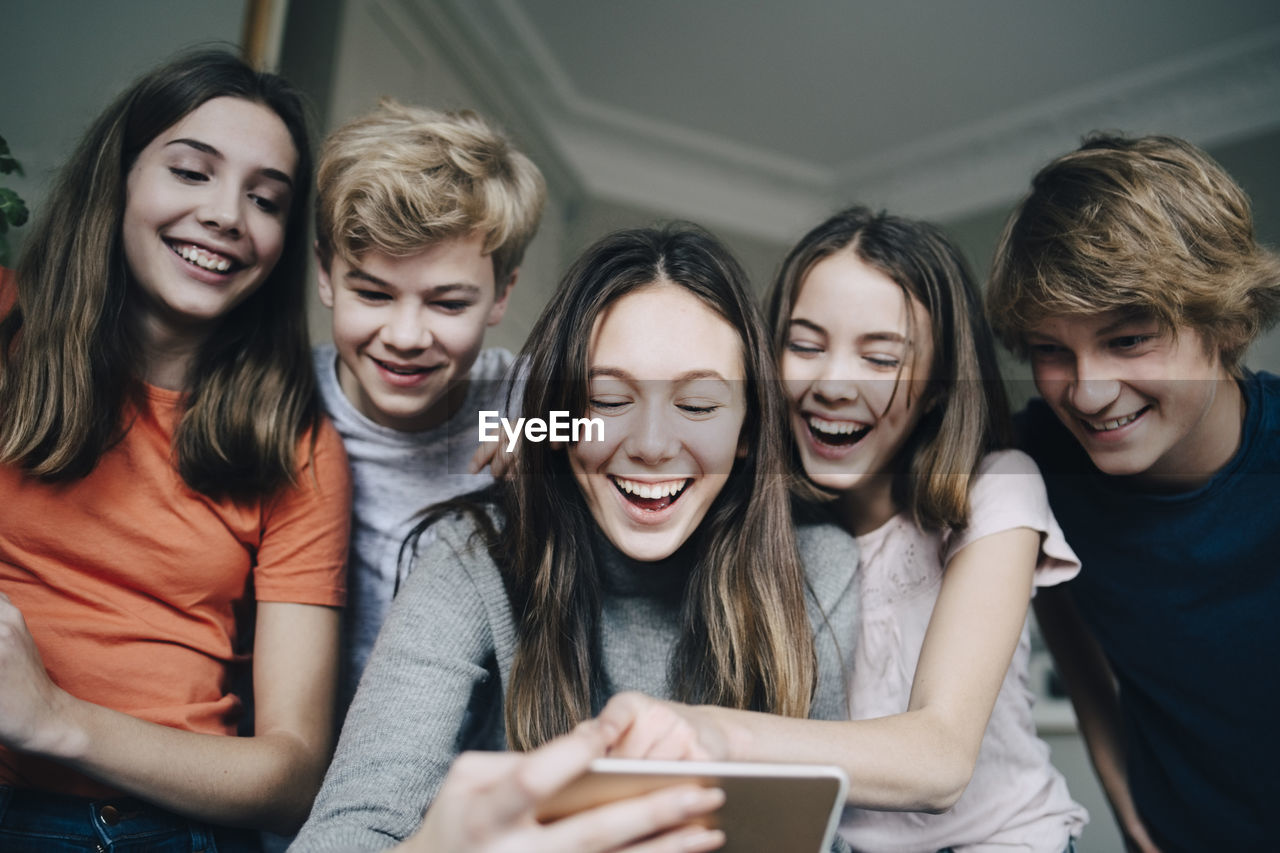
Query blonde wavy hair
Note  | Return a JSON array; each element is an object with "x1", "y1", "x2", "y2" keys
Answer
[
  {"x1": 315, "y1": 100, "x2": 546, "y2": 286},
  {"x1": 988, "y1": 134, "x2": 1280, "y2": 374}
]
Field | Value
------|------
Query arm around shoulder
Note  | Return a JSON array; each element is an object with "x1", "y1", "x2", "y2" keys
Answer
[{"x1": 603, "y1": 523, "x2": 1041, "y2": 812}]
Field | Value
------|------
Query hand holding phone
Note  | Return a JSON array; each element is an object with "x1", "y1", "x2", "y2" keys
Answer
[{"x1": 537, "y1": 758, "x2": 848, "y2": 853}]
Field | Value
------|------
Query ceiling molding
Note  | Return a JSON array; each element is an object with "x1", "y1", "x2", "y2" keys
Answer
[
  {"x1": 838, "y1": 28, "x2": 1280, "y2": 220},
  {"x1": 486, "y1": 0, "x2": 832, "y2": 187},
  {"x1": 378, "y1": 0, "x2": 587, "y2": 207},
  {"x1": 406, "y1": 1, "x2": 1280, "y2": 239}
]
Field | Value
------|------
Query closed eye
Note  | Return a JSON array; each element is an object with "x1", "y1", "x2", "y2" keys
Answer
[
  {"x1": 433, "y1": 300, "x2": 472, "y2": 313},
  {"x1": 355, "y1": 289, "x2": 392, "y2": 302},
  {"x1": 1110, "y1": 334, "x2": 1154, "y2": 351},
  {"x1": 677, "y1": 403, "x2": 721, "y2": 415},
  {"x1": 169, "y1": 167, "x2": 207, "y2": 182},
  {"x1": 786, "y1": 341, "x2": 822, "y2": 356}
]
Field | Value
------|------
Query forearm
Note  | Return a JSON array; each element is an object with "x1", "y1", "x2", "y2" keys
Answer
[
  {"x1": 604, "y1": 530, "x2": 1042, "y2": 813},
  {"x1": 37, "y1": 689, "x2": 326, "y2": 833},
  {"x1": 1062, "y1": 656, "x2": 1133, "y2": 820},
  {"x1": 1034, "y1": 588, "x2": 1155, "y2": 848},
  {"x1": 704, "y1": 705, "x2": 977, "y2": 812}
]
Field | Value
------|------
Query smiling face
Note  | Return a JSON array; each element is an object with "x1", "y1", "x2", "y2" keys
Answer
[
  {"x1": 318, "y1": 231, "x2": 512, "y2": 432},
  {"x1": 569, "y1": 282, "x2": 748, "y2": 561},
  {"x1": 781, "y1": 250, "x2": 934, "y2": 517},
  {"x1": 122, "y1": 96, "x2": 297, "y2": 353},
  {"x1": 1026, "y1": 311, "x2": 1243, "y2": 485}
]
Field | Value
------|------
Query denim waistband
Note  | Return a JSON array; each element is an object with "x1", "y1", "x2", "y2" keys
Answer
[{"x1": 0, "y1": 786, "x2": 260, "y2": 852}]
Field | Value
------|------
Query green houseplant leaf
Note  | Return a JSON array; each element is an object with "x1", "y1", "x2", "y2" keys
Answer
[
  {"x1": 0, "y1": 135, "x2": 24, "y2": 177},
  {"x1": 0, "y1": 135, "x2": 29, "y2": 266}
]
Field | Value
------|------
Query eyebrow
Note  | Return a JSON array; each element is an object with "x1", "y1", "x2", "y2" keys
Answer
[
  {"x1": 589, "y1": 367, "x2": 733, "y2": 385},
  {"x1": 790, "y1": 318, "x2": 905, "y2": 344},
  {"x1": 860, "y1": 331, "x2": 907, "y2": 344},
  {"x1": 789, "y1": 318, "x2": 826, "y2": 335},
  {"x1": 345, "y1": 268, "x2": 481, "y2": 295},
  {"x1": 1096, "y1": 311, "x2": 1158, "y2": 336},
  {"x1": 165, "y1": 138, "x2": 294, "y2": 188}
]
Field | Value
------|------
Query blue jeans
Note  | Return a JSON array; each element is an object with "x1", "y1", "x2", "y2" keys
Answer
[
  {"x1": 938, "y1": 841, "x2": 1076, "y2": 853},
  {"x1": 0, "y1": 787, "x2": 261, "y2": 852}
]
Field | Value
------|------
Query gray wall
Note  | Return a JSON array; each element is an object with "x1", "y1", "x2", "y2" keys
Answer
[
  {"x1": 565, "y1": 195, "x2": 791, "y2": 297},
  {"x1": 942, "y1": 124, "x2": 1280, "y2": 380},
  {"x1": 1, "y1": 1, "x2": 248, "y2": 259},
  {"x1": 278, "y1": 0, "x2": 581, "y2": 354}
]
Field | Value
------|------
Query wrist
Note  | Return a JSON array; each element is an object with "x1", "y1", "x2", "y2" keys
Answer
[
  {"x1": 724, "y1": 717, "x2": 755, "y2": 761},
  {"x1": 695, "y1": 705, "x2": 754, "y2": 761},
  {"x1": 29, "y1": 688, "x2": 90, "y2": 761}
]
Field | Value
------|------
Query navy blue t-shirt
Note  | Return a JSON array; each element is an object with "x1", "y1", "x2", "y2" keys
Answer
[{"x1": 1019, "y1": 371, "x2": 1280, "y2": 852}]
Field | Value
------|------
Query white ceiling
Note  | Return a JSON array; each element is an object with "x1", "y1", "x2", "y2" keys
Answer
[{"x1": 395, "y1": 0, "x2": 1280, "y2": 241}]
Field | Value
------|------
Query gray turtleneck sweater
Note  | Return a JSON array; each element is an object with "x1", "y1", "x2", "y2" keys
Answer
[{"x1": 291, "y1": 511, "x2": 859, "y2": 852}]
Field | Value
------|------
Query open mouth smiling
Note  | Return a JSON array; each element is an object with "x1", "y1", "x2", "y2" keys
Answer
[
  {"x1": 610, "y1": 476, "x2": 691, "y2": 511},
  {"x1": 805, "y1": 413, "x2": 871, "y2": 447},
  {"x1": 1080, "y1": 405, "x2": 1151, "y2": 433},
  {"x1": 166, "y1": 239, "x2": 243, "y2": 274}
]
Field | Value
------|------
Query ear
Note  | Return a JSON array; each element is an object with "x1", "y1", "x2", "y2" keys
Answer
[
  {"x1": 487, "y1": 268, "x2": 518, "y2": 327},
  {"x1": 916, "y1": 386, "x2": 940, "y2": 415},
  {"x1": 316, "y1": 242, "x2": 335, "y2": 309}
]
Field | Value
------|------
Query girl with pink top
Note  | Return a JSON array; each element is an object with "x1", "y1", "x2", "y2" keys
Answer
[{"x1": 601, "y1": 207, "x2": 1087, "y2": 852}]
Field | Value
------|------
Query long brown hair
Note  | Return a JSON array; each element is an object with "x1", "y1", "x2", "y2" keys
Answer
[
  {"x1": 411, "y1": 226, "x2": 816, "y2": 750},
  {"x1": 767, "y1": 206, "x2": 1011, "y2": 530},
  {"x1": 0, "y1": 49, "x2": 319, "y2": 500}
]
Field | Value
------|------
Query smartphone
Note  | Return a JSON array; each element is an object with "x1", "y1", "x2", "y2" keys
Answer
[{"x1": 536, "y1": 758, "x2": 848, "y2": 853}]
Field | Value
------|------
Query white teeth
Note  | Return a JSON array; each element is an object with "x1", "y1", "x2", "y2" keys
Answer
[
  {"x1": 1087, "y1": 410, "x2": 1143, "y2": 431},
  {"x1": 175, "y1": 243, "x2": 233, "y2": 272},
  {"x1": 613, "y1": 477, "x2": 688, "y2": 500},
  {"x1": 807, "y1": 415, "x2": 866, "y2": 435}
]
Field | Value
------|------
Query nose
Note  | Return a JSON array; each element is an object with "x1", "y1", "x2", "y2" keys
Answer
[
  {"x1": 623, "y1": 402, "x2": 681, "y2": 466},
  {"x1": 1067, "y1": 356, "x2": 1121, "y2": 415},
  {"x1": 811, "y1": 353, "x2": 859, "y2": 406},
  {"x1": 380, "y1": 304, "x2": 433, "y2": 352},
  {"x1": 198, "y1": 184, "x2": 245, "y2": 238}
]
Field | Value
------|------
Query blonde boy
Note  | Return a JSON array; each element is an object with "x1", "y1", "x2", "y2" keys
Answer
[
  {"x1": 988, "y1": 134, "x2": 1280, "y2": 852},
  {"x1": 313, "y1": 101, "x2": 545, "y2": 712}
]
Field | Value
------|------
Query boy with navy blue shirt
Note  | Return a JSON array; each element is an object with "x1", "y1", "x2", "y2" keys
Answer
[{"x1": 987, "y1": 134, "x2": 1280, "y2": 853}]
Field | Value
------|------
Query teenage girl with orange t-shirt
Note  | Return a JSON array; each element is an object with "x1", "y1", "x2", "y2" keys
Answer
[{"x1": 0, "y1": 51, "x2": 350, "y2": 851}]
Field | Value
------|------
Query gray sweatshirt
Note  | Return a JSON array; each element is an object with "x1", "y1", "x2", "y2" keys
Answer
[
  {"x1": 291, "y1": 510, "x2": 859, "y2": 851},
  {"x1": 312, "y1": 344, "x2": 514, "y2": 715}
]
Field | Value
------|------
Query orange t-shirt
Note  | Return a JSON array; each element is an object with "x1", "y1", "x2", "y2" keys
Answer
[{"x1": 0, "y1": 268, "x2": 351, "y2": 796}]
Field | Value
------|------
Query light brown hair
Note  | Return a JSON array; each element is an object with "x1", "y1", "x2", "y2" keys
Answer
[
  {"x1": 988, "y1": 133, "x2": 1280, "y2": 374},
  {"x1": 315, "y1": 100, "x2": 546, "y2": 288},
  {"x1": 408, "y1": 226, "x2": 817, "y2": 750},
  {"x1": 766, "y1": 206, "x2": 1011, "y2": 531}
]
